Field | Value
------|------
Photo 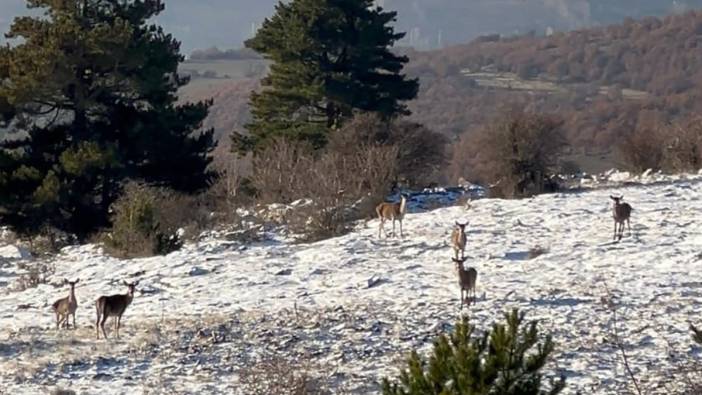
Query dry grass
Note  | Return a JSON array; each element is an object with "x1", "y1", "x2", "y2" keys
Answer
[
  {"x1": 238, "y1": 356, "x2": 333, "y2": 395},
  {"x1": 528, "y1": 245, "x2": 549, "y2": 259},
  {"x1": 13, "y1": 261, "x2": 55, "y2": 292}
]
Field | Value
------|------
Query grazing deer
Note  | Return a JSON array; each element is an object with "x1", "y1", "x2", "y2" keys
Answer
[
  {"x1": 376, "y1": 194, "x2": 408, "y2": 238},
  {"x1": 52, "y1": 279, "x2": 79, "y2": 330},
  {"x1": 610, "y1": 195, "x2": 633, "y2": 241},
  {"x1": 95, "y1": 281, "x2": 139, "y2": 340},
  {"x1": 452, "y1": 257, "x2": 477, "y2": 309},
  {"x1": 451, "y1": 222, "x2": 468, "y2": 260}
]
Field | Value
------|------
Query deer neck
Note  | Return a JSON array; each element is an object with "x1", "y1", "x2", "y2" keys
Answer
[
  {"x1": 398, "y1": 196, "x2": 407, "y2": 217},
  {"x1": 68, "y1": 288, "x2": 76, "y2": 303}
]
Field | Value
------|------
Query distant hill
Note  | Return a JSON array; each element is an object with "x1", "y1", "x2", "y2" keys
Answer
[
  {"x1": 3, "y1": 1, "x2": 702, "y2": 52},
  {"x1": 405, "y1": 10, "x2": 702, "y2": 148},
  {"x1": 187, "y1": 10, "x2": 702, "y2": 162}
]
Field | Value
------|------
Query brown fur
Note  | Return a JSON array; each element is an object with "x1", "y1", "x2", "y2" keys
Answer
[
  {"x1": 52, "y1": 279, "x2": 79, "y2": 330},
  {"x1": 451, "y1": 222, "x2": 468, "y2": 260},
  {"x1": 453, "y1": 258, "x2": 477, "y2": 309},
  {"x1": 376, "y1": 195, "x2": 408, "y2": 238},
  {"x1": 95, "y1": 281, "x2": 139, "y2": 340},
  {"x1": 610, "y1": 195, "x2": 633, "y2": 241}
]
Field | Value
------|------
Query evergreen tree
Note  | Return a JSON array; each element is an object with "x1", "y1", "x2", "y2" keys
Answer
[
  {"x1": 382, "y1": 309, "x2": 566, "y2": 395},
  {"x1": 239, "y1": 0, "x2": 418, "y2": 151},
  {"x1": 0, "y1": 0, "x2": 214, "y2": 238}
]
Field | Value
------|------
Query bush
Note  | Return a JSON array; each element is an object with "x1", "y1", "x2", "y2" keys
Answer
[
  {"x1": 664, "y1": 118, "x2": 702, "y2": 173},
  {"x1": 382, "y1": 309, "x2": 566, "y2": 395},
  {"x1": 475, "y1": 111, "x2": 566, "y2": 198},
  {"x1": 619, "y1": 118, "x2": 702, "y2": 173},
  {"x1": 238, "y1": 356, "x2": 331, "y2": 395},
  {"x1": 617, "y1": 126, "x2": 667, "y2": 172},
  {"x1": 250, "y1": 135, "x2": 398, "y2": 241},
  {"x1": 330, "y1": 114, "x2": 448, "y2": 187},
  {"x1": 13, "y1": 260, "x2": 55, "y2": 292},
  {"x1": 104, "y1": 183, "x2": 189, "y2": 258}
]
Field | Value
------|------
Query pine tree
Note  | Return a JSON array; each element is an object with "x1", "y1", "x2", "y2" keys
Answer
[
  {"x1": 0, "y1": 0, "x2": 214, "y2": 238},
  {"x1": 239, "y1": 0, "x2": 418, "y2": 152},
  {"x1": 382, "y1": 309, "x2": 566, "y2": 395}
]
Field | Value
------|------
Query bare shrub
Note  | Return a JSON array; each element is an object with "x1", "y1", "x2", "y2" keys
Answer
[
  {"x1": 14, "y1": 261, "x2": 55, "y2": 292},
  {"x1": 663, "y1": 118, "x2": 702, "y2": 172},
  {"x1": 474, "y1": 111, "x2": 566, "y2": 198},
  {"x1": 617, "y1": 126, "x2": 667, "y2": 172},
  {"x1": 250, "y1": 133, "x2": 398, "y2": 241},
  {"x1": 330, "y1": 113, "x2": 448, "y2": 187},
  {"x1": 238, "y1": 356, "x2": 331, "y2": 395},
  {"x1": 207, "y1": 142, "x2": 254, "y2": 218},
  {"x1": 287, "y1": 143, "x2": 399, "y2": 241},
  {"x1": 250, "y1": 139, "x2": 313, "y2": 205},
  {"x1": 619, "y1": 117, "x2": 702, "y2": 173}
]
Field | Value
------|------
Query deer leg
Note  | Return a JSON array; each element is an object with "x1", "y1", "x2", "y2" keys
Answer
[
  {"x1": 116, "y1": 316, "x2": 122, "y2": 339},
  {"x1": 399, "y1": 219, "x2": 403, "y2": 238},
  {"x1": 378, "y1": 219, "x2": 383, "y2": 238},
  {"x1": 72, "y1": 313, "x2": 76, "y2": 330},
  {"x1": 100, "y1": 315, "x2": 109, "y2": 340},
  {"x1": 96, "y1": 313, "x2": 101, "y2": 339},
  {"x1": 613, "y1": 221, "x2": 617, "y2": 241},
  {"x1": 619, "y1": 223, "x2": 624, "y2": 240},
  {"x1": 392, "y1": 219, "x2": 396, "y2": 237},
  {"x1": 627, "y1": 219, "x2": 631, "y2": 235},
  {"x1": 460, "y1": 288, "x2": 464, "y2": 310}
]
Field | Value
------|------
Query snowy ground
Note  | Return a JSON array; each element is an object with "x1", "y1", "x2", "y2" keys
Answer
[{"x1": 1, "y1": 171, "x2": 702, "y2": 394}]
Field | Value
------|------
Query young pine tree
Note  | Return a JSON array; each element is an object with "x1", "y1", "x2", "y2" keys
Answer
[
  {"x1": 382, "y1": 309, "x2": 566, "y2": 395},
  {"x1": 0, "y1": 0, "x2": 214, "y2": 238},
  {"x1": 238, "y1": 0, "x2": 419, "y2": 152}
]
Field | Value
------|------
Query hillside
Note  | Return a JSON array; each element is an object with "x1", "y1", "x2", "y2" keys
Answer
[
  {"x1": 182, "y1": 11, "x2": 702, "y2": 158},
  {"x1": 1, "y1": 172, "x2": 701, "y2": 393}
]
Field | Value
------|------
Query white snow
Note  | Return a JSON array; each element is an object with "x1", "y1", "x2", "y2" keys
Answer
[{"x1": 1, "y1": 173, "x2": 702, "y2": 394}]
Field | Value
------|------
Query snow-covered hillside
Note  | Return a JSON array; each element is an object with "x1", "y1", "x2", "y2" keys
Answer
[{"x1": 1, "y1": 172, "x2": 702, "y2": 394}]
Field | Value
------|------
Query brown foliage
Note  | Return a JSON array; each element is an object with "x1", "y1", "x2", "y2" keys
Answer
[
  {"x1": 617, "y1": 126, "x2": 667, "y2": 172},
  {"x1": 618, "y1": 116, "x2": 702, "y2": 173},
  {"x1": 251, "y1": 135, "x2": 399, "y2": 241},
  {"x1": 471, "y1": 112, "x2": 566, "y2": 198},
  {"x1": 330, "y1": 113, "x2": 448, "y2": 187}
]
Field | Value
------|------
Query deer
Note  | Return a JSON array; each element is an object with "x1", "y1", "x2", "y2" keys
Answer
[
  {"x1": 610, "y1": 195, "x2": 633, "y2": 241},
  {"x1": 451, "y1": 222, "x2": 468, "y2": 260},
  {"x1": 452, "y1": 257, "x2": 477, "y2": 310},
  {"x1": 376, "y1": 193, "x2": 408, "y2": 238},
  {"x1": 52, "y1": 279, "x2": 79, "y2": 330},
  {"x1": 95, "y1": 280, "x2": 139, "y2": 340}
]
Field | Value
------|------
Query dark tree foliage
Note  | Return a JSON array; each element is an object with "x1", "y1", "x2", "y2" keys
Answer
[
  {"x1": 0, "y1": 0, "x2": 214, "y2": 238},
  {"x1": 383, "y1": 309, "x2": 566, "y2": 395},
  {"x1": 239, "y1": 0, "x2": 419, "y2": 152}
]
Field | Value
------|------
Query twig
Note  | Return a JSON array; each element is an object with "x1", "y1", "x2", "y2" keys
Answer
[{"x1": 602, "y1": 282, "x2": 643, "y2": 395}]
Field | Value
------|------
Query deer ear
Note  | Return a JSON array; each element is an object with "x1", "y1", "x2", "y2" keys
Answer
[
  {"x1": 133, "y1": 280, "x2": 140, "y2": 286},
  {"x1": 123, "y1": 280, "x2": 129, "y2": 286}
]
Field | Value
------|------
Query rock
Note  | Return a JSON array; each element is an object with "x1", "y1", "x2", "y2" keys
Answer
[
  {"x1": 189, "y1": 266, "x2": 209, "y2": 276},
  {"x1": 367, "y1": 275, "x2": 387, "y2": 288},
  {"x1": 276, "y1": 268, "x2": 293, "y2": 276}
]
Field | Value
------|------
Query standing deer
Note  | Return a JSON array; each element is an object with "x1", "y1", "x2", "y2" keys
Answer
[
  {"x1": 52, "y1": 279, "x2": 79, "y2": 330},
  {"x1": 452, "y1": 257, "x2": 477, "y2": 309},
  {"x1": 610, "y1": 195, "x2": 633, "y2": 241},
  {"x1": 95, "y1": 280, "x2": 139, "y2": 340},
  {"x1": 451, "y1": 222, "x2": 468, "y2": 260},
  {"x1": 376, "y1": 194, "x2": 408, "y2": 238}
]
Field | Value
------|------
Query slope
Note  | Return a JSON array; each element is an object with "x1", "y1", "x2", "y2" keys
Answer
[{"x1": 0, "y1": 172, "x2": 701, "y2": 393}]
